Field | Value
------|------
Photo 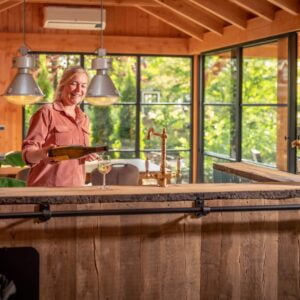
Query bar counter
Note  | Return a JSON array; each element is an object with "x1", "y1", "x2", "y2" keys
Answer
[
  {"x1": 1, "y1": 183, "x2": 300, "y2": 204},
  {"x1": 1, "y1": 183, "x2": 300, "y2": 299}
]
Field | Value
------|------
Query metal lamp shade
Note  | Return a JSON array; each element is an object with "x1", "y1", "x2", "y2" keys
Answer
[
  {"x1": 86, "y1": 72, "x2": 119, "y2": 106},
  {"x1": 85, "y1": 56, "x2": 120, "y2": 106},
  {"x1": 3, "y1": 55, "x2": 44, "y2": 105}
]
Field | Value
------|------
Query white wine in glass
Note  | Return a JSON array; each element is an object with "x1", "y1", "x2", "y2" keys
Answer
[{"x1": 98, "y1": 155, "x2": 112, "y2": 189}]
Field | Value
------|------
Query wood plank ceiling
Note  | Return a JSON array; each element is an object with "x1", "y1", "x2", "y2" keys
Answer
[{"x1": 0, "y1": 0, "x2": 297, "y2": 41}]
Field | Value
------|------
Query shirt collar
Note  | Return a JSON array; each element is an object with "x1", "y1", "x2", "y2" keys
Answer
[{"x1": 53, "y1": 100, "x2": 86, "y2": 121}]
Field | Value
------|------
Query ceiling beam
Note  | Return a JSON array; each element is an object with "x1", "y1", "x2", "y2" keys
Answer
[
  {"x1": 267, "y1": 0, "x2": 299, "y2": 15},
  {"x1": 2, "y1": 0, "x2": 160, "y2": 7},
  {"x1": 187, "y1": 0, "x2": 248, "y2": 29},
  {"x1": 154, "y1": 0, "x2": 224, "y2": 36},
  {"x1": 0, "y1": 32, "x2": 190, "y2": 55},
  {"x1": 137, "y1": 6, "x2": 204, "y2": 40},
  {"x1": 230, "y1": 0, "x2": 275, "y2": 21}
]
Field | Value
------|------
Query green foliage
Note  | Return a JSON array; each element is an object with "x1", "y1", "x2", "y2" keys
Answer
[
  {"x1": 0, "y1": 151, "x2": 26, "y2": 167},
  {"x1": 90, "y1": 106, "x2": 114, "y2": 146},
  {"x1": 204, "y1": 52, "x2": 280, "y2": 180},
  {"x1": 0, "y1": 177, "x2": 26, "y2": 187},
  {"x1": 36, "y1": 54, "x2": 55, "y2": 102},
  {"x1": 0, "y1": 152, "x2": 26, "y2": 187}
]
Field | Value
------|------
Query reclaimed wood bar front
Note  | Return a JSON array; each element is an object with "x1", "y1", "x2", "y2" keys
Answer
[{"x1": 1, "y1": 184, "x2": 300, "y2": 299}]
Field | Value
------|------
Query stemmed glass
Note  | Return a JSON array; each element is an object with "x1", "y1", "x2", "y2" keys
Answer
[{"x1": 98, "y1": 154, "x2": 112, "y2": 190}]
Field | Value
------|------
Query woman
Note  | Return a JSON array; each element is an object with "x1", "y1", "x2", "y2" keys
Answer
[{"x1": 22, "y1": 66, "x2": 98, "y2": 187}]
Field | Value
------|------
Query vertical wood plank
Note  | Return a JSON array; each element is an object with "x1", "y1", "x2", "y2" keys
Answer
[
  {"x1": 200, "y1": 199, "x2": 223, "y2": 299},
  {"x1": 278, "y1": 198, "x2": 300, "y2": 299},
  {"x1": 184, "y1": 200, "x2": 201, "y2": 299},
  {"x1": 75, "y1": 203, "x2": 100, "y2": 300},
  {"x1": 99, "y1": 202, "x2": 121, "y2": 300}
]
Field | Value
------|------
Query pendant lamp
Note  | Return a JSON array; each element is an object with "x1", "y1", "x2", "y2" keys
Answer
[
  {"x1": 86, "y1": 0, "x2": 120, "y2": 106},
  {"x1": 3, "y1": 0, "x2": 44, "y2": 105}
]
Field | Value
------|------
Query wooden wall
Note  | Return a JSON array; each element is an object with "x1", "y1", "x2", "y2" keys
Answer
[{"x1": 0, "y1": 198, "x2": 300, "y2": 299}]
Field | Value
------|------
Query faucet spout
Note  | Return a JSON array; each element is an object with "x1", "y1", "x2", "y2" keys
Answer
[{"x1": 147, "y1": 128, "x2": 155, "y2": 140}]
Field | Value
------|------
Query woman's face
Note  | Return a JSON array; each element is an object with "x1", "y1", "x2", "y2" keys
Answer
[{"x1": 60, "y1": 72, "x2": 88, "y2": 106}]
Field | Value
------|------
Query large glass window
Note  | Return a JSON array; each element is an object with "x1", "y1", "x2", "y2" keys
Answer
[
  {"x1": 202, "y1": 37, "x2": 290, "y2": 182},
  {"x1": 140, "y1": 57, "x2": 191, "y2": 181},
  {"x1": 203, "y1": 51, "x2": 238, "y2": 181},
  {"x1": 24, "y1": 54, "x2": 192, "y2": 182},
  {"x1": 242, "y1": 41, "x2": 288, "y2": 168}
]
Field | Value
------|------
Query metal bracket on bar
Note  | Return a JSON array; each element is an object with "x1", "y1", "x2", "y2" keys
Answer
[
  {"x1": 194, "y1": 197, "x2": 210, "y2": 218},
  {"x1": 39, "y1": 203, "x2": 52, "y2": 222}
]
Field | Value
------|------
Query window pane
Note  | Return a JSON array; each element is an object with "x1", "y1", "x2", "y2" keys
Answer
[
  {"x1": 141, "y1": 104, "x2": 191, "y2": 150},
  {"x1": 24, "y1": 104, "x2": 42, "y2": 135},
  {"x1": 141, "y1": 57, "x2": 191, "y2": 104},
  {"x1": 204, "y1": 105, "x2": 236, "y2": 158},
  {"x1": 242, "y1": 106, "x2": 287, "y2": 166},
  {"x1": 204, "y1": 51, "x2": 237, "y2": 104},
  {"x1": 243, "y1": 42, "x2": 284, "y2": 104},
  {"x1": 204, "y1": 156, "x2": 232, "y2": 183},
  {"x1": 84, "y1": 105, "x2": 136, "y2": 150},
  {"x1": 84, "y1": 55, "x2": 137, "y2": 103}
]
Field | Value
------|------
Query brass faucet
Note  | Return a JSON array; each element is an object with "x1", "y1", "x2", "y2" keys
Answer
[
  {"x1": 292, "y1": 139, "x2": 300, "y2": 148},
  {"x1": 145, "y1": 127, "x2": 181, "y2": 187}
]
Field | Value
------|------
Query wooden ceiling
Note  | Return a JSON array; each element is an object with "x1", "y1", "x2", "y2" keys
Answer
[
  {"x1": 0, "y1": 0, "x2": 300, "y2": 54},
  {"x1": 0, "y1": 0, "x2": 298, "y2": 40}
]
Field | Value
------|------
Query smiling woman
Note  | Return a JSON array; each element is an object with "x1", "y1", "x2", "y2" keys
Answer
[{"x1": 22, "y1": 66, "x2": 100, "y2": 187}]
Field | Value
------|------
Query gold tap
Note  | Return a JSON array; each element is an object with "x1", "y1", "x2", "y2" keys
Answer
[
  {"x1": 145, "y1": 127, "x2": 181, "y2": 187},
  {"x1": 292, "y1": 139, "x2": 300, "y2": 148}
]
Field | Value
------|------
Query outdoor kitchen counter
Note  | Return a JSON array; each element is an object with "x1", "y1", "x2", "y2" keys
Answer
[
  {"x1": 1, "y1": 183, "x2": 300, "y2": 300},
  {"x1": 1, "y1": 183, "x2": 300, "y2": 204}
]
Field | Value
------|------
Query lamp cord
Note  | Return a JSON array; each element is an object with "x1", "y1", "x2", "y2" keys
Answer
[
  {"x1": 22, "y1": 0, "x2": 26, "y2": 46},
  {"x1": 100, "y1": 0, "x2": 103, "y2": 49}
]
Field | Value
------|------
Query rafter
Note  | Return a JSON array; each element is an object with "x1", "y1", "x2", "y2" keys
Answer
[
  {"x1": 154, "y1": 0, "x2": 224, "y2": 36},
  {"x1": 0, "y1": 0, "x2": 21, "y2": 13},
  {"x1": 187, "y1": 0, "x2": 248, "y2": 29},
  {"x1": 230, "y1": 0, "x2": 275, "y2": 21},
  {"x1": 267, "y1": 0, "x2": 299, "y2": 15},
  {"x1": 1, "y1": 0, "x2": 160, "y2": 7},
  {"x1": 137, "y1": 6, "x2": 204, "y2": 41}
]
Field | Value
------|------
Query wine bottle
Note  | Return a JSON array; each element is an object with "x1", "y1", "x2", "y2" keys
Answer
[{"x1": 48, "y1": 145, "x2": 108, "y2": 161}]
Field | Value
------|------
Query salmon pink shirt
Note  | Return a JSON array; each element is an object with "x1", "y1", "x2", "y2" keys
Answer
[{"x1": 22, "y1": 101, "x2": 90, "y2": 187}]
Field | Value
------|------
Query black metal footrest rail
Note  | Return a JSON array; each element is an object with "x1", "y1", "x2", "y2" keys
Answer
[{"x1": 1, "y1": 201, "x2": 300, "y2": 222}]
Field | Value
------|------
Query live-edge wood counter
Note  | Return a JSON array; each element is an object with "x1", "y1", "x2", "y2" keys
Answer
[
  {"x1": 1, "y1": 183, "x2": 300, "y2": 203},
  {"x1": 1, "y1": 183, "x2": 300, "y2": 299}
]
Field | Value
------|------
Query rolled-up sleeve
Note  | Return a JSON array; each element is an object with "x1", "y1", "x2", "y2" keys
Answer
[{"x1": 22, "y1": 107, "x2": 51, "y2": 165}]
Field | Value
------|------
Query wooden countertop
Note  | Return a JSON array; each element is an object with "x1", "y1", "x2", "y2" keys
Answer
[
  {"x1": 0, "y1": 167, "x2": 23, "y2": 178},
  {"x1": 213, "y1": 162, "x2": 300, "y2": 182},
  {"x1": 1, "y1": 183, "x2": 300, "y2": 204}
]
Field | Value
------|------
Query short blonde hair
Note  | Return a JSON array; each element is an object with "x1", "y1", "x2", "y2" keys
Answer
[{"x1": 54, "y1": 66, "x2": 89, "y2": 101}]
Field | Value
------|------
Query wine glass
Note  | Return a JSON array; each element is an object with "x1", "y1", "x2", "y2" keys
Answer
[{"x1": 98, "y1": 154, "x2": 112, "y2": 190}]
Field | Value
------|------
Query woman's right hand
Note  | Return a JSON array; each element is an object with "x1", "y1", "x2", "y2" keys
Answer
[
  {"x1": 42, "y1": 144, "x2": 59, "y2": 163},
  {"x1": 25, "y1": 144, "x2": 57, "y2": 164}
]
